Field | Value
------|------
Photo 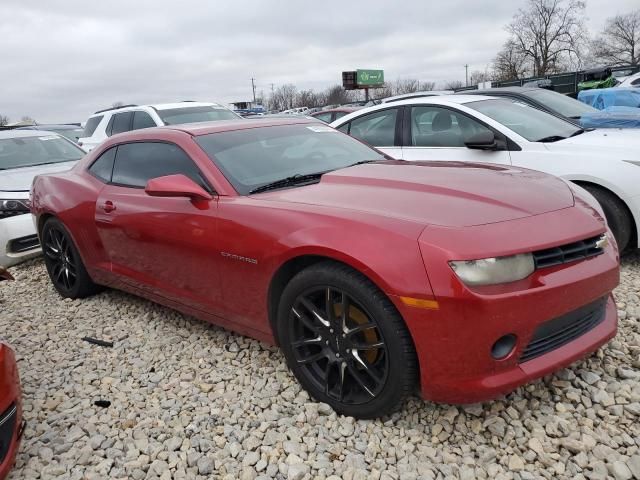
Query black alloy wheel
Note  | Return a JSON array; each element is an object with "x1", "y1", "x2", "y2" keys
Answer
[
  {"x1": 289, "y1": 286, "x2": 389, "y2": 404},
  {"x1": 44, "y1": 226, "x2": 77, "y2": 291},
  {"x1": 41, "y1": 218, "x2": 102, "y2": 299},
  {"x1": 278, "y1": 261, "x2": 417, "y2": 418}
]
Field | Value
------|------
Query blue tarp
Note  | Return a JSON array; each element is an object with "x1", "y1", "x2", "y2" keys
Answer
[
  {"x1": 578, "y1": 88, "x2": 640, "y2": 110},
  {"x1": 580, "y1": 109, "x2": 640, "y2": 129}
]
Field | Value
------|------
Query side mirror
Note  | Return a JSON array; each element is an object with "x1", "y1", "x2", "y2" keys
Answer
[
  {"x1": 145, "y1": 174, "x2": 213, "y2": 201},
  {"x1": 464, "y1": 131, "x2": 499, "y2": 150}
]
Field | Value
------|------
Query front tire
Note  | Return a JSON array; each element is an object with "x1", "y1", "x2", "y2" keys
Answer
[
  {"x1": 277, "y1": 261, "x2": 417, "y2": 418},
  {"x1": 41, "y1": 217, "x2": 102, "y2": 299},
  {"x1": 581, "y1": 185, "x2": 633, "y2": 252}
]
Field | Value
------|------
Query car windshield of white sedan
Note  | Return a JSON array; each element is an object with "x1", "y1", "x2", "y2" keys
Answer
[
  {"x1": 468, "y1": 99, "x2": 581, "y2": 142},
  {"x1": 524, "y1": 89, "x2": 597, "y2": 118},
  {"x1": 157, "y1": 106, "x2": 239, "y2": 125},
  {"x1": 195, "y1": 124, "x2": 385, "y2": 195},
  {"x1": 0, "y1": 135, "x2": 84, "y2": 170}
]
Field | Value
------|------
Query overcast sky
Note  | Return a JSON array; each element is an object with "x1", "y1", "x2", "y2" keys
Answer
[{"x1": 1, "y1": 0, "x2": 637, "y2": 123}]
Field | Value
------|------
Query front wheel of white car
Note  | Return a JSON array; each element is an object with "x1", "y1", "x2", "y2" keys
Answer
[{"x1": 582, "y1": 185, "x2": 632, "y2": 252}]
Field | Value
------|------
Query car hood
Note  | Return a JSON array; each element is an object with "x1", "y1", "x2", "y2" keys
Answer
[
  {"x1": 0, "y1": 161, "x2": 78, "y2": 192},
  {"x1": 255, "y1": 161, "x2": 575, "y2": 227},
  {"x1": 551, "y1": 129, "x2": 640, "y2": 153}
]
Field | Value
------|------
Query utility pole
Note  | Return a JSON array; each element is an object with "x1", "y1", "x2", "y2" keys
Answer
[
  {"x1": 464, "y1": 64, "x2": 469, "y2": 87},
  {"x1": 270, "y1": 83, "x2": 275, "y2": 95},
  {"x1": 251, "y1": 78, "x2": 257, "y2": 103}
]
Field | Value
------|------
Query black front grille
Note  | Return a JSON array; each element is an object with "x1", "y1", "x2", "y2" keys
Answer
[
  {"x1": 0, "y1": 403, "x2": 17, "y2": 464},
  {"x1": 533, "y1": 235, "x2": 605, "y2": 269},
  {"x1": 8, "y1": 234, "x2": 40, "y2": 253},
  {"x1": 520, "y1": 297, "x2": 607, "y2": 363}
]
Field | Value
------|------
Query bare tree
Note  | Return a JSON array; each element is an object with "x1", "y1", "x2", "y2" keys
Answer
[
  {"x1": 393, "y1": 78, "x2": 421, "y2": 95},
  {"x1": 20, "y1": 116, "x2": 36, "y2": 124},
  {"x1": 592, "y1": 10, "x2": 640, "y2": 66},
  {"x1": 112, "y1": 101, "x2": 124, "y2": 108},
  {"x1": 0, "y1": 115, "x2": 9, "y2": 126},
  {"x1": 493, "y1": 40, "x2": 530, "y2": 80},
  {"x1": 419, "y1": 81, "x2": 436, "y2": 91},
  {"x1": 323, "y1": 85, "x2": 353, "y2": 106},
  {"x1": 295, "y1": 89, "x2": 319, "y2": 108},
  {"x1": 270, "y1": 84, "x2": 297, "y2": 111},
  {"x1": 506, "y1": 0, "x2": 587, "y2": 76},
  {"x1": 443, "y1": 80, "x2": 465, "y2": 90}
]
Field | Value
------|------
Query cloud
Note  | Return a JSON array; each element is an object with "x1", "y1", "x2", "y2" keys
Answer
[{"x1": 0, "y1": 0, "x2": 636, "y2": 123}]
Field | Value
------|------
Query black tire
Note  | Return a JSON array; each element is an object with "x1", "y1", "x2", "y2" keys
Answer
[
  {"x1": 276, "y1": 261, "x2": 417, "y2": 419},
  {"x1": 581, "y1": 185, "x2": 633, "y2": 252},
  {"x1": 41, "y1": 217, "x2": 102, "y2": 299}
]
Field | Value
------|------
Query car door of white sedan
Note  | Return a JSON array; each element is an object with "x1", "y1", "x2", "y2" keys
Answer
[{"x1": 400, "y1": 105, "x2": 512, "y2": 165}]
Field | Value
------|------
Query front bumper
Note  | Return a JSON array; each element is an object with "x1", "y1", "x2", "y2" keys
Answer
[
  {"x1": 0, "y1": 214, "x2": 40, "y2": 268},
  {"x1": 398, "y1": 207, "x2": 620, "y2": 404},
  {"x1": 0, "y1": 345, "x2": 22, "y2": 480}
]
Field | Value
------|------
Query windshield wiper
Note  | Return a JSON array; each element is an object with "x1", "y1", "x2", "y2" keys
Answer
[
  {"x1": 250, "y1": 172, "x2": 327, "y2": 194},
  {"x1": 536, "y1": 135, "x2": 567, "y2": 143},
  {"x1": 570, "y1": 129, "x2": 586, "y2": 137}
]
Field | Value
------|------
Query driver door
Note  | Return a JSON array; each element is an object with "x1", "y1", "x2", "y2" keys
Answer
[
  {"x1": 94, "y1": 141, "x2": 223, "y2": 312},
  {"x1": 401, "y1": 105, "x2": 512, "y2": 165}
]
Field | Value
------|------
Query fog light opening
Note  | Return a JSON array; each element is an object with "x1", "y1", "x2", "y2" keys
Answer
[{"x1": 492, "y1": 334, "x2": 517, "y2": 360}]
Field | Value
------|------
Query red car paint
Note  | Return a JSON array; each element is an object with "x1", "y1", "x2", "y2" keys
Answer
[
  {"x1": 31, "y1": 119, "x2": 619, "y2": 404},
  {"x1": 0, "y1": 343, "x2": 22, "y2": 480}
]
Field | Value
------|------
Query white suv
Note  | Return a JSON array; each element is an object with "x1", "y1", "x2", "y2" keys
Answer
[{"x1": 78, "y1": 102, "x2": 241, "y2": 151}]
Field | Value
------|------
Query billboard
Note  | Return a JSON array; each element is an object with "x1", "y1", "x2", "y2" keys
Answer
[{"x1": 356, "y1": 69, "x2": 384, "y2": 87}]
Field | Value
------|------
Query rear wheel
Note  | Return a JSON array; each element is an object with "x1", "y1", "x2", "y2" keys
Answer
[
  {"x1": 277, "y1": 261, "x2": 417, "y2": 418},
  {"x1": 581, "y1": 185, "x2": 633, "y2": 252},
  {"x1": 42, "y1": 218, "x2": 102, "y2": 298}
]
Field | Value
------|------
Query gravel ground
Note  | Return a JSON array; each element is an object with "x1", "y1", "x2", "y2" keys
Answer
[{"x1": 1, "y1": 254, "x2": 639, "y2": 480}]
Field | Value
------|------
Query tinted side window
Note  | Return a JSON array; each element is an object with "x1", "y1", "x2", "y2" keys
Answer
[
  {"x1": 83, "y1": 116, "x2": 103, "y2": 137},
  {"x1": 313, "y1": 112, "x2": 333, "y2": 123},
  {"x1": 337, "y1": 123, "x2": 350, "y2": 134},
  {"x1": 111, "y1": 112, "x2": 133, "y2": 135},
  {"x1": 334, "y1": 111, "x2": 348, "y2": 120},
  {"x1": 132, "y1": 111, "x2": 157, "y2": 130},
  {"x1": 410, "y1": 106, "x2": 492, "y2": 147},
  {"x1": 349, "y1": 108, "x2": 398, "y2": 146},
  {"x1": 112, "y1": 142, "x2": 204, "y2": 188},
  {"x1": 88, "y1": 147, "x2": 117, "y2": 183}
]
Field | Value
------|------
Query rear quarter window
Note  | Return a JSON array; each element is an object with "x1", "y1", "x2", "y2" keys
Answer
[
  {"x1": 82, "y1": 116, "x2": 103, "y2": 137},
  {"x1": 88, "y1": 147, "x2": 117, "y2": 183}
]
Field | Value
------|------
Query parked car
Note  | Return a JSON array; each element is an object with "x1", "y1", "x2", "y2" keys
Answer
[
  {"x1": 331, "y1": 95, "x2": 640, "y2": 251},
  {"x1": 0, "y1": 338, "x2": 23, "y2": 480},
  {"x1": 0, "y1": 130, "x2": 86, "y2": 267},
  {"x1": 310, "y1": 107, "x2": 361, "y2": 123},
  {"x1": 17, "y1": 124, "x2": 85, "y2": 145},
  {"x1": 462, "y1": 86, "x2": 640, "y2": 129},
  {"x1": 32, "y1": 118, "x2": 619, "y2": 418},
  {"x1": 365, "y1": 90, "x2": 453, "y2": 107},
  {"x1": 78, "y1": 102, "x2": 241, "y2": 151},
  {"x1": 616, "y1": 72, "x2": 640, "y2": 88}
]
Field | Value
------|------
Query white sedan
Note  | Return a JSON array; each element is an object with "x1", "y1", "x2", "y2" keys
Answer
[
  {"x1": 331, "y1": 95, "x2": 640, "y2": 251},
  {"x1": 0, "y1": 130, "x2": 84, "y2": 267}
]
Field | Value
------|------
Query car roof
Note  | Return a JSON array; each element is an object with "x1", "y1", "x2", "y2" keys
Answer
[
  {"x1": 381, "y1": 90, "x2": 454, "y2": 102},
  {"x1": 467, "y1": 87, "x2": 537, "y2": 94},
  {"x1": 312, "y1": 107, "x2": 361, "y2": 114},
  {"x1": 0, "y1": 129, "x2": 63, "y2": 140},
  {"x1": 120, "y1": 117, "x2": 322, "y2": 137},
  {"x1": 89, "y1": 101, "x2": 225, "y2": 117},
  {"x1": 378, "y1": 95, "x2": 497, "y2": 107},
  {"x1": 18, "y1": 124, "x2": 82, "y2": 130}
]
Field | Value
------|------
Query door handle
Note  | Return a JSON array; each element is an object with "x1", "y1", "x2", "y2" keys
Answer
[{"x1": 100, "y1": 201, "x2": 116, "y2": 213}]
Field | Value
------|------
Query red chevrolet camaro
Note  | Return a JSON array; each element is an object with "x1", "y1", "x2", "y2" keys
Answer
[
  {"x1": 1, "y1": 269, "x2": 23, "y2": 479},
  {"x1": 31, "y1": 118, "x2": 619, "y2": 418}
]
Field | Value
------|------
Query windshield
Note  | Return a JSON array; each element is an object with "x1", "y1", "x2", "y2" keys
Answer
[
  {"x1": 49, "y1": 128, "x2": 84, "y2": 142},
  {"x1": 195, "y1": 124, "x2": 385, "y2": 195},
  {"x1": 524, "y1": 89, "x2": 597, "y2": 118},
  {"x1": 0, "y1": 134, "x2": 85, "y2": 170},
  {"x1": 157, "y1": 106, "x2": 240, "y2": 125},
  {"x1": 468, "y1": 99, "x2": 580, "y2": 142}
]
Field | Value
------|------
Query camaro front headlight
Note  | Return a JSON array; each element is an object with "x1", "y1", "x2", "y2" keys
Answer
[{"x1": 449, "y1": 253, "x2": 535, "y2": 286}]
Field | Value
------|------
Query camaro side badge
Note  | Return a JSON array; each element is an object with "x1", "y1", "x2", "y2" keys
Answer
[
  {"x1": 220, "y1": 252, "x2": 258, "y2": 264},
  {"x1": 595, "y1": 234, "x2": 609, "y2": 250}
]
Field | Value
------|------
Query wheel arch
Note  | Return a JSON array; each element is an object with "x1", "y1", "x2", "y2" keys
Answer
[{"x1": 571, "y1": 179, "x2": 638, "y2": 249}]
